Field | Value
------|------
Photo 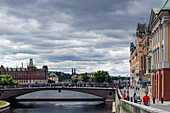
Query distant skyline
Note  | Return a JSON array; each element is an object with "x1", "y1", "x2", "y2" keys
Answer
[{"x1": 0, "y1": 0, "x2": 166, "y2": 76}]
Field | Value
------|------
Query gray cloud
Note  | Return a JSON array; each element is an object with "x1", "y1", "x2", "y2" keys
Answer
[{"x1": 0, "y1": 0, "x2": 166, "y2": 76}]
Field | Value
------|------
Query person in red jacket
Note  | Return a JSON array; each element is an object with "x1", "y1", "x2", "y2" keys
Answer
[{"x1": 143, "y1": 92, "x2": 150, "y2": 106}]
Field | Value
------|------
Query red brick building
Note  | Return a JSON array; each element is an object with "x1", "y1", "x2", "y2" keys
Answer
[{"x1": 0, "y1": 59, "x2": 48, "y2": 84}]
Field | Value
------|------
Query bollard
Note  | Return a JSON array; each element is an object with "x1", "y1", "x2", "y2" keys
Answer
[
  {"x1": 131, "y1": 97, "x2": 133, "y2": 102},
  {"x1": 153, "y1": 98, "x2": 155, "y2": 104},
  {"x1": 161, "y1": 98, "x2": 163, "y2": 104}
]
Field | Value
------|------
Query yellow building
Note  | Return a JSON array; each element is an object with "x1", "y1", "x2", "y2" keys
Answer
[{"x1": 130, "y1": 23, "x2": 146, "y2": 87}]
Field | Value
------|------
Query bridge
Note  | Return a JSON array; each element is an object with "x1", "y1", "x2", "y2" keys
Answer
[{"x1": 0, "y1": 87, "x2": 115, "y2": 101}]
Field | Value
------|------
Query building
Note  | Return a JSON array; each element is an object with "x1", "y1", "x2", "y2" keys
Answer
[
  {"x1": 0, "y1": 59, "x2": 48, "y2": 84},
  {"x1": 130, "y1": 23, "x2": 146, "y2": 87},
  {"x1": 87, "y1": 72, "x2": 94, "y2": 82},
  {"x1": 48, "y1": 73, "x2": 59, "y2": 83},
  {"x1": 149, "y1": 0, "x2": 170, "y2": 101},
  {"x1": 141, "y1": 32, "x2": 152, "y2": 94},
  {"x1": 71, "y1": 68, "x2": 76, "y2": 75}
]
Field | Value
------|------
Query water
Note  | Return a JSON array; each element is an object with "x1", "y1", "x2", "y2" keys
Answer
[{"x1": 6, "y1": 90, "x2": 112, "y2": 113}]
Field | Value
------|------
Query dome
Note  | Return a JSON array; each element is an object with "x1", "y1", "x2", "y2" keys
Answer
[{"x1": 49, "y1": 73, "x2": 57, "y2": 77}]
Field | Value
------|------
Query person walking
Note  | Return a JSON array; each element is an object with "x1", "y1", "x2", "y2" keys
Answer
[
  {"x1": 137, "y1": 96, "x2": 142, "y2": 104},
  {"x1": 143, "y1": 92, "x2": 150, "y2": 106},
  {"x1": 126, "y1": 94, "x2": 130, "y2": 101},
  {"x1": 133, "y1": 93, "x2": 137, "y2": 103}
]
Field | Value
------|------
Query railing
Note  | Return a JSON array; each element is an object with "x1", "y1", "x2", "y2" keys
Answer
[
  {"x1": 115, "y1": 88, "x2": 168, "y2": 113},
  {"x1": 119, "y1": 99, "x2": 169, "y2": 113}
]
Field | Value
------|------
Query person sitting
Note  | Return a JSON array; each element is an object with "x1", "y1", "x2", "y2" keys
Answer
[{"x1": 122, "y1": 94, "x2": 126, "y2": 100}]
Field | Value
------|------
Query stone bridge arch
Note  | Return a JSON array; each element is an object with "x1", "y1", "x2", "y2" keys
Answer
[{"x1": 0, "y1": 87, "x2": 115, "y2": 101}]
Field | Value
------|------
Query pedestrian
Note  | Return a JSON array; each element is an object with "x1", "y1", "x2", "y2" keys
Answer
[
  {"x1": 126, "y1": 94, "x2": 130, "y2": 101},
  {"x1": 143, "y1": 92, "x2": 150, "y2": 106},
  {"x1": 133, "y1": 93, "x2": 137, "y2": 103},
  {"x1": 137, "y1": 96, "x2": 142, "y2": 104}
]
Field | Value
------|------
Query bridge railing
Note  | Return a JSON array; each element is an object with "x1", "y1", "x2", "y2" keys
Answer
[{"x1": 115, "y1": 88, "x2": 168, "y2": 113}]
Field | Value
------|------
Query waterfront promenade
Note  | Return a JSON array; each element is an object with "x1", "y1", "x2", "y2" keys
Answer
[{"x1": 122, "y1": 87, "x2": 170, "y2": 112}]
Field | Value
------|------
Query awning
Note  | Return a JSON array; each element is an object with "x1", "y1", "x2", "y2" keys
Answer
[{"x1": 141, "y1": 81, "x2": 146, "y2": 84}]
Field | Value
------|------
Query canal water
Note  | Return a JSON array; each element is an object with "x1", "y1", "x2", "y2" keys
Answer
[{"x1": 6, "y1": 90, "x2": 112, "y2": 113}]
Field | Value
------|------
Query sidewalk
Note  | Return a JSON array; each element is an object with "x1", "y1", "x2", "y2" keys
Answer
[
  {"x1": 125, "y1": 87, "x2": 170, "y2": 112},
  {"x1": 123, "y1": 87, "x2": 152, "y2": 103}
]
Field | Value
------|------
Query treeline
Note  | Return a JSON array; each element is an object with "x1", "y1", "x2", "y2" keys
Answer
[
  {"x1": 55, "y1": 72, "x2": 72, "y2": 82},
  {"x1": 72, "y1": 70, "x2": 112, "y2": 83}
]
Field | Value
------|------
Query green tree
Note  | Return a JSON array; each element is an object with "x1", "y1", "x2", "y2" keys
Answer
[
  {"x1": 94, "y1": 70, "x2": 112, "y2": 83},
  {"x1": 81, "y1": 72, "x2": 90, "y2": 83},
  {"x1": 0, "y1": 75, "x2": 19, "y2": 86},
  {"x1": 48, "y1": 79, "x2": 55, "y2": 83},
  {"x1": 55, "y1": 72, "x2": 71, "y2": 82},
  {"x1": 72, "y1": 78, "x2": 79, "y2": 84}
]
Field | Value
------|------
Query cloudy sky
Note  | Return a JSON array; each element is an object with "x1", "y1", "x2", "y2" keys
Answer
[{"x1": 0, "y1": 0, "x2": 166, "y2": 76}]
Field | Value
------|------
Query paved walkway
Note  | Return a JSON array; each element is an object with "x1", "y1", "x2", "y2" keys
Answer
[{"x1": 124, "y1": 87, "x2": 170, "y2": 112}]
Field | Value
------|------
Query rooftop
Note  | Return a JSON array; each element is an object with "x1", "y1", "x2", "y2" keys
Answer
[
  {"x1": 162, "y1": 0, "x2": 170, "y2": 10},
  {"x1": 152, "y1": 0, "x2": 170, "y2": 14}
]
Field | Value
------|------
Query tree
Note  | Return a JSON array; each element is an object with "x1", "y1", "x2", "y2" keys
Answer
[
  {"x1": 72, "y1": 78, "x2": 79, "y2": 84},
  {"x1": 81, "y1": 72, "x2": 90, "y2": 83},
  {"x1": 48, "y1": 79, "x2": 55, "y2": 83},
  {"x1": 94, "y1": 70, "x2": 112, "y2": 83},
  {"x1": 0, "y1": 75, "x2": 19, "y2": 86}
]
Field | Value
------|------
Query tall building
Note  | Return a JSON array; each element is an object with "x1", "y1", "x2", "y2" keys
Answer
[
  {"x1": 149, "y1": 0, "x2": 170, "y2": 101},
  {"x1": 0, "y1": 59, "x2": 48, "y2": 84},
  {"x1": 141, "y1": 32, "x2": 152, "y2": 94},
  {"x1": 130, "y1": 23, "x2": 146, "y2": 87}
]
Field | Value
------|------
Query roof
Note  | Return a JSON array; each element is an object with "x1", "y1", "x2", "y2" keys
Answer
[
  {"x1": 152, "y1": 8, "x2": 162, "y2": 14},
  {"x1": 151, "y1": 0, "x2": 170, "y2": 15},
  {"x1": 29, "y1": 59, "x2": 34, "y2": 67},
  {"x1": 162, "y1": 0, "x2": 170, "y2": 10}
]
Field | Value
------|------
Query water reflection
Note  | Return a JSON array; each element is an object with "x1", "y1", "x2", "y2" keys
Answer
[
  {"x1": 8, "y1": 101, "x2": 112, "y2": 113},
  {"x1": 7, "y1": 90, "x2": 112, "y2": 113}
]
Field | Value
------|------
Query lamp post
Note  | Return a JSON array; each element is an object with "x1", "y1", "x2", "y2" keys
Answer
[
  {"x1": 134, "y1": 66, "x2": 139, "y2": 93},
  {"x1": 134, "y1": 66, "x2": 136, "y2": 93}
]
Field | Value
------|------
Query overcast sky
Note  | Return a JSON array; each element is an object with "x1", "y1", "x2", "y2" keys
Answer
[{"x1": 0, "y1": 0, "x2": 166, "y2": 76}]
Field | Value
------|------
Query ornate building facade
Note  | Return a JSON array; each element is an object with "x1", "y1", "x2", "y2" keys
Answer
[
  {"x1": 0, "y1": 59, "x2": 48, "y2": 84},
  {"x1": 130, "y1": 23, "x2": 146, "y2": 87},
  {"x1": 149, "y1": 0, "x2": 170, "y2": 100}
]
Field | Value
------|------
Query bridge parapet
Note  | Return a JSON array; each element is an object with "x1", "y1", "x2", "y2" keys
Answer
[{"x1": 0, "y1": 87, "x2": 115, "y2": 101}]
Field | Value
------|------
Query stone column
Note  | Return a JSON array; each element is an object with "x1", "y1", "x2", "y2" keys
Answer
[
  {"x1": 151, "y1": 73, "x2": 155, "y2": 98},
  {"x1": 151, "y1": 33, "x2": 155, "y2": 70},
  {"x1": 159, "y1": 24, "x2": 162, "y2": 69},
  {"x1": 162, "y1": 21, "x2": 169, "y2": 68}
]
